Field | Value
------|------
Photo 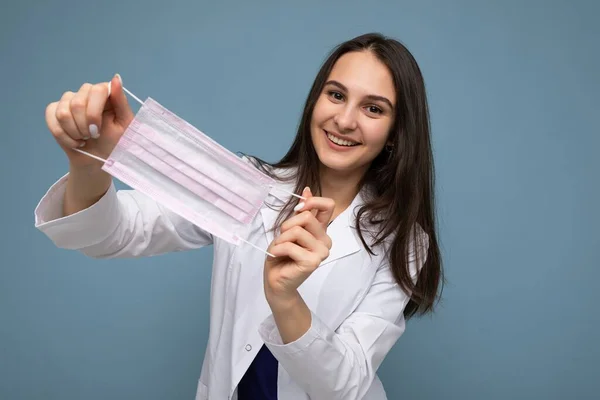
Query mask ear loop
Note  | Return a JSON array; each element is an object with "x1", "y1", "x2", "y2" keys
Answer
[
  {"x1": 269, "y1": 185, "x2": 307, "y2": 201},
  {"x1": 235, "y1": 188, "x2": 307, "y2": 258},
  {"x1": 235, "y1": 236, "x2": 275, "y2": 258},
  {"x1": 73, "y1": 150, "x2": 108, "y2": 163},
  {"x1": 241, "y1": 185, "x2": 307, "y2": 258},
  {"x1": 121, "y1": 86, "x2": 144, "y2": 105}
]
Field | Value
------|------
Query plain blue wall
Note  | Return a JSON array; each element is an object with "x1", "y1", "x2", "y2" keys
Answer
[{"x1": 1, "y1": 0, "x2": 598, "y2": 399}]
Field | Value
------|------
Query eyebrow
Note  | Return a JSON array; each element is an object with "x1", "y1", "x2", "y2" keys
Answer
[{"x1": 325, "y1": 80, "x2": 394, "y2": 110}]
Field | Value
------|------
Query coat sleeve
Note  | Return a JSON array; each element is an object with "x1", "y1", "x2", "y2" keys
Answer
[
  {"x1": 34, "y1": 173, "x2": 213, "y2": 258},
  {"x1": 259, "y1": 231, "x2": 429, "y2": 400}
]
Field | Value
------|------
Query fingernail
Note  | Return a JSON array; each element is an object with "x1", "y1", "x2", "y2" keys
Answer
[
  {"x1": 82, "y1": 135, "x2": 90, "y2": 140},
  {"x1": 115, "y1": 73, "x2": 122, "y2": 85},
  {"x1": 107, "y1": 81, "x2": 112, "y2": 97},
  {"x1": 79, "y1": 141, "x2": 86, "y2": 148},
  {"x1": 294, "y1": 202, "x2": 305, "y2": 212},
  {"x1": 305, "y1": 186, "x2": 312, "y2": 194},
  {"x1": 89, "y1": 124, "x2": 99, "y2": 139}
]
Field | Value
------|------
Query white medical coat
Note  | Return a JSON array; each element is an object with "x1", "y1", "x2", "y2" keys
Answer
[{"x1": 34, "y1": 169, "x2": 428, "y2": 399}]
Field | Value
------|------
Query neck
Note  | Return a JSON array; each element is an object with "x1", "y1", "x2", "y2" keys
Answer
[{"x1": 319, "y1": 166, "x2": 365, "y2": 221}]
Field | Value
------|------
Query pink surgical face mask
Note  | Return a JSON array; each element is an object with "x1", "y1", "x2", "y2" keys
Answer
[{"x1": 75, "y1": 86, "x2": 304, "y2": 257}]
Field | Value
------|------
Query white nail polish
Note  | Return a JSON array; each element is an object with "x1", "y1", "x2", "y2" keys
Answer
[
  {"x1": 107, "y1": 81, "x2": 112, "y2": 97},
  {"x1": 116, "y1": 73, "x2": 122, "y2": 85},
  {"x1": 79, "y1": 142, "x2": 86, "y2": 147},
  {"x1": 89, "y1": 124, "x2": 99, "y2": 139},
  {"x1": 294, "y1": 202, "x2": 305, "y2": 212}
]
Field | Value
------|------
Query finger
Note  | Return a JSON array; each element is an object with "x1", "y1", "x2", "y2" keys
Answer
[
  {"x1": 280, "y1": 226, "x2": 329, "y2": 261},
  {"x1": 87, "y1": 82, "x2": 110, "y2": 139},
  {"x1": 293, "y1": 195, "x2": 336, "y2": 227},
  {"x1": 281, "y1": 211, "x2": 331, "y2": 247},
  {"x1": 108, "y1": 74, "x2": 134, "y2": 124},
  {"x1": 305, "y1": 187, "x2": 318, "y2": 217},
  {"x1": 56, "y1": 91, "x2": 84, "y2": 140},
  {"x1": 275, "y1": 225, "x2": 321, "y2": 253},
  {"x1": 46, "y1": 102, "x2": 85, "y2": 149},
  {"x1": 70, "y1": 83, "x2": 92, "y2": 139},
  {"x1": 282, "y1": 210, "x2": 321, "y2": 236},
  {"x1": 294, "y1": 187, "x2": 315, "y2": 215},
  {"x1": 270, "y1": 242, "x2": 321, "y2": 268}
]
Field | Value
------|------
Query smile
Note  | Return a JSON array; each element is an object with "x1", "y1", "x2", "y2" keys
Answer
[{"x1": 325, "y1": 131, "x2": 360, "y2": 147}]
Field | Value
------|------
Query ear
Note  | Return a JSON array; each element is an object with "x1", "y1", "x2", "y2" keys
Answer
[{"x1": 384, "y1": 129, "x2": 398, "y2": 147}]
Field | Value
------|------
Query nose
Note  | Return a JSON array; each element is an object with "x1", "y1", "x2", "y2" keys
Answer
[{"x1": 333, "y1": 105, "x2": 358, "y2": 132}]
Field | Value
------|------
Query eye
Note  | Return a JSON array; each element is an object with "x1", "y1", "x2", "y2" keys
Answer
[
  {"x1": 328, "y1": 91, "x2": 344, "y2": 101},
  {"x1": 367, "y1": 105, "x2": 383, "y2": 114}
]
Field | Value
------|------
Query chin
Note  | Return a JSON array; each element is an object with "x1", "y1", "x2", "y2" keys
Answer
[{"x1": 316, "y1": 153, "x2": 368, "y2": 177}]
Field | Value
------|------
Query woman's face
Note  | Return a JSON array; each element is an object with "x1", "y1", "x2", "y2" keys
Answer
[{"x1": 310, "y1": 50, "x2": 396, "y2": 178}]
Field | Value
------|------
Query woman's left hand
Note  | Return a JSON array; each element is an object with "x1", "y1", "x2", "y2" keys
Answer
[{"x1": 264, "y1": 187, "x2": 335, "y2": 304}]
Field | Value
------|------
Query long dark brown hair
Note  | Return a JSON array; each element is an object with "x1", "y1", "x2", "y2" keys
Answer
[{"x1": 248, "y1": 32, "x2": 443, "y2": 319}]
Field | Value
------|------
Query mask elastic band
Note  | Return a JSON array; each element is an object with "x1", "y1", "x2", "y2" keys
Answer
[
  {"x1": 122, "y1": 86, "x2": 144, "y2": 106},
  {"x1": 236, "y1": 236, "x2": 275, "y2": 258},
  {"x1": 269, "y1": 185, "x2": 307, "y2": 201},
  {"x1": 73, "y1": 148, "x2": 107, "y2": 163}
]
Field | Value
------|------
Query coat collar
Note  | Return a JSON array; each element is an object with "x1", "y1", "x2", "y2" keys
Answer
[{"x1": 260, "y1": 176, "x2": 364, "y2": 266}]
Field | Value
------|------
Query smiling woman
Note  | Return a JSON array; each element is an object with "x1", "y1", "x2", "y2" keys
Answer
[
  {"x1": 245, "y1": 33, "x2": 443, "y2": 398},
  {"x1": 35, "y1": 32, "x2": 442, "y2": 399},
  {"x1": 252, "y1": 33, "x2": 441, "y2": 321}
]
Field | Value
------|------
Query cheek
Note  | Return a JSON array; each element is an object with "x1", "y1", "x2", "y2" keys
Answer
[
  {"x1": 311, "y1": 95, "x2": 336, "y2": 125},
  {"x1": 362, "y1": 119, "x2": 392, "y2": 148},
  {"x1": 310, "y1": 101, "x2": 326, "y2": 143}
]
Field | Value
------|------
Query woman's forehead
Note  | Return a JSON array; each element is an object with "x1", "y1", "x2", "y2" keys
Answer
[{"x1": 327, "y1": 51, "x2": 396, "y2": 104}]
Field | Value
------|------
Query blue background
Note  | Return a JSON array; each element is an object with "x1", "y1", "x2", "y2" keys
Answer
[{"x1": 1, "y1": 0, "x2": 598, "y2": 399}]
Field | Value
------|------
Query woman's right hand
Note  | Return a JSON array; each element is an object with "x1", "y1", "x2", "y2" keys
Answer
[{"x1": 45, "y1": 73, "x2": 134, "y2": 169}]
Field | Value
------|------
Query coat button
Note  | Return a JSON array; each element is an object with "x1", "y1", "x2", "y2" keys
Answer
[{"x1": 245, "y1": 344, "x2": 252, "y2": 351}]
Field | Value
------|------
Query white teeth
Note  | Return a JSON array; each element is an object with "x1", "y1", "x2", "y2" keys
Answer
[{"x1": 326, "y1": 132, "x2": 359, "y2": 147}]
